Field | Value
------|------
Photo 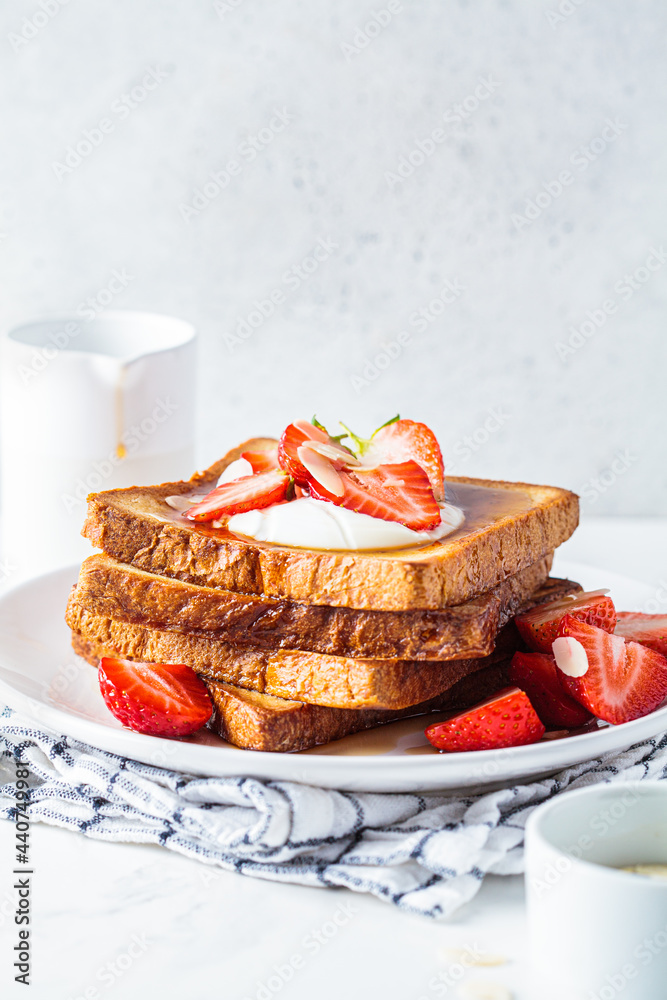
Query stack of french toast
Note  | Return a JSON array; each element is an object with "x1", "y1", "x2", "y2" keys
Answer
[{"x1": 65, "y1": 418, "x2": 581, "y2": 752}]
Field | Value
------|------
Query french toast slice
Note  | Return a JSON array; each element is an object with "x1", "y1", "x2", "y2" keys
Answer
[
  {"x1": 67, "y1": 589, "x2": 512, "y2": 710},
  {"x1": 72, "y1": 632, "x2": 510, "y2": 752},
  {"x1": 206, "y1": 666, "x2": 511, "y2": 753},
  {"x1": 82, "y1": 438, "x2": 579, "y2": 612},
  {"x1": 67, "y1": 574, "x2": 580, "y2": 709},
  {"x1": 72, "y1": 552, "x2": 578, "y2": 661}
]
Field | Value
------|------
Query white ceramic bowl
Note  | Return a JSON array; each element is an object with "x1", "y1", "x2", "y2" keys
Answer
[{"x1": 525, "y1": 780, "x2": 667, "y2": 999}]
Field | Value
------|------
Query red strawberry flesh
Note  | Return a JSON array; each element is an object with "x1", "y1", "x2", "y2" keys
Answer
[
  {"x1": 424, "y1": 686, "x2": 546, "y2": 752},
  {"x1": 99, "y1": 657, "x2": 212, "y2": 737},
  {"x1": 185, "y1": 469, "x2": 291, "y2": 521},
  {"x1": 508, "y1": 651, "x2": 592, "y2": 728},
  {"x1": 614, "y1": 613, "x2": 667, "y2": 657},
  {"x1": 241, "y1": 443, "x2": 280, "y2": 472},
  {"x1": 276, "y1": 417, "x2": 443, "y2": 530},
  {"x1": 277, "y1": 421, "x2": 329, "y2": 485},
  {"x1": 361, "y1": 419, "x2": 445, "y2": 501},
  {"x1": 309, "y1": 459, "x2": 441, "y2": 531},
  {"x1": 515, "y1": 589, "x2": 616, "y2": 653},
  {"x1": 554, "y1": 615, "x2": 667, "y2": 725}
]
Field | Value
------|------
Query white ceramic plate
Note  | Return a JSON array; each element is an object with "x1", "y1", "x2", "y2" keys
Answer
[{"x1": 0, "y1": 563, "x2": 665, "y2": 793}]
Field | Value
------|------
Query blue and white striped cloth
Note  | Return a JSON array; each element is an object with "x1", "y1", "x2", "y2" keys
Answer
[{"x1": 1, "y1": 705, "x2": 666, "y2": 919}]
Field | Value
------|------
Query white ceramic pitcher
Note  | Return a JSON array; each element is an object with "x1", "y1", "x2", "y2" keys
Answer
[{"x1": 0, "y1": 310, "x2": 196, "y2": 580}]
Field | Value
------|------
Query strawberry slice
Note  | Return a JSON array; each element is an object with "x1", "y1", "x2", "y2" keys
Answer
[
  {"x1": 515, "y1": 589, "x2": 616, "y2": 653},
  {"x1": 277, "y1": 417, "x2": 442, "y2": 529},
  {"x1": 185, "y1": 469, "x2": 291, "y2": 521},
  {"x1": 309, "y1": 459, "x2": 441, "y2": 531},
  {"x1": 553, "y1": 615, "x2": 667, "y2": 725},
  {"x1": 508, "y1": 651, "x2": 592, "y2": 728},
  {"x1": 425, "y1": 686, "x2": 545, "y2": 752},
  {"x1": 277, "y1": 420, "x2": 330, "y2": 485},
  {"x1": 343, "y1": 417, "x2": 445, "y2": 502},
  {"x1": 614, "y1": 612, "x2": 667, "y2": 657},
  {"x1": 241, "y1": 442, "x2": 279, "y2": 473},
  {"x1": 99, "y1": 657, "x2": 212, "y2": 737}
]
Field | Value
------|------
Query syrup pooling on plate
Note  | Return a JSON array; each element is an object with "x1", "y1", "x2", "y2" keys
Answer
[
  {"x1": 302, "y1": 713, "x2": 446, "y2": 756},
  {"x1": 302, "y1": 714, "x2": 604, "y2": 756}
]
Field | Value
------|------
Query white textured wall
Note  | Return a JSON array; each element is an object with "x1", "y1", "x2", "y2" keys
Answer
[{"x1": 1, "y1": 0, "x2": 666, "y2": 513}]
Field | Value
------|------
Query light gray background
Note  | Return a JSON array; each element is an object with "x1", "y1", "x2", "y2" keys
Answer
[{"x1": 1, "y1": 0, "x2": 666, "y2": 514}]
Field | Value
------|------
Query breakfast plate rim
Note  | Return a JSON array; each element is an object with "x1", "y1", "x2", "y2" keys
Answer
[{"x1": 0, "y1": 562, "x2": 663, "y2": 793}]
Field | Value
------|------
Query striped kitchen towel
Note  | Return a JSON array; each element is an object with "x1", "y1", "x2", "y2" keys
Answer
[{"x1": 1, "y1": 705, "x2": 666, "y2": 919}]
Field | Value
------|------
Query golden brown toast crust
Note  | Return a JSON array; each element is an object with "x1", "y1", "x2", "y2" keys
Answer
[
  {"x1": 72, "y1": 553, "x2": 580, "y2": 661},
  {"x1": 72, "y1": 632, "x2": 510, "y2": 753},
  {"x1": 82, "y1": 438, "x2": 579, "y2": 612},
  {"x1": 205, "y1": 667, "x2": 510, "y2": 752},
  {"x1": 67, "y1": 589, "x2": 516, "y2": 710}
]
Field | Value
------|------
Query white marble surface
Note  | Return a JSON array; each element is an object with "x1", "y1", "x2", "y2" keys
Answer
[
  {"x1": 0, "y1": 821, "x2": 530, "y2": 1000},
  {"x1": 0, "y1": 516, "x2": 665, "y2": 999},
  {"x1": 0, "y1": 1, "x2": 666, "y2": 514}
]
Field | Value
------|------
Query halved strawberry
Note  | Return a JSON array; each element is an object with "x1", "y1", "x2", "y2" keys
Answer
[
  {"x1": 184, "y1": 469, "x2": 291, "y2": 521},
  {"x1": 277, "y1": 420, "x2": 330, "y2": 485},
  {"x1": 99, "y1": 657, "x2": 212, "y2": 737},
  {"x1": 309, "y1": 459, "x2": 441, "y2": 531},
  {"x1": 508, "y1": 651, "x2": 592, "y2": 728},
  {"x1": 515, "y1": 589, "x2": 616, "y2": 653},
  {"x1": 342, "y1": 417, "x2": 445, "y2": 502},
  {"x1": 241, "y1": 442, "x2": 279, "y2": 473},
  {"x1": 553, "y1": 615, "x2": 667, "y2": 725},
  {"x1": 425, "y1": 686, "x2": 545, "y2": 752},
  {"x1": 615, "y1": 613, "x2": 667, "y2": 657}
]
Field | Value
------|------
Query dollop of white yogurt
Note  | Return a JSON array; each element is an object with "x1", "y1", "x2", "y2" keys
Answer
[{"x1": 226, "y1": 496, "x2": 465, "y2": 551}]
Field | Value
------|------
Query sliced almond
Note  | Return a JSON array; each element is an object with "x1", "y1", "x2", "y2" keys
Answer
[
  {"x1": 297, "y1": 445, "x2": 344, "y2": 498},
  {"x1": 165, "y1": 494, "x2": 207, "y2": 512},
  {"x1": 552, "y1": 636, "x2": 589, "y2": 677},
  {"x1": 303, "y1": 440, "x2": 361, "y2": 466}
]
